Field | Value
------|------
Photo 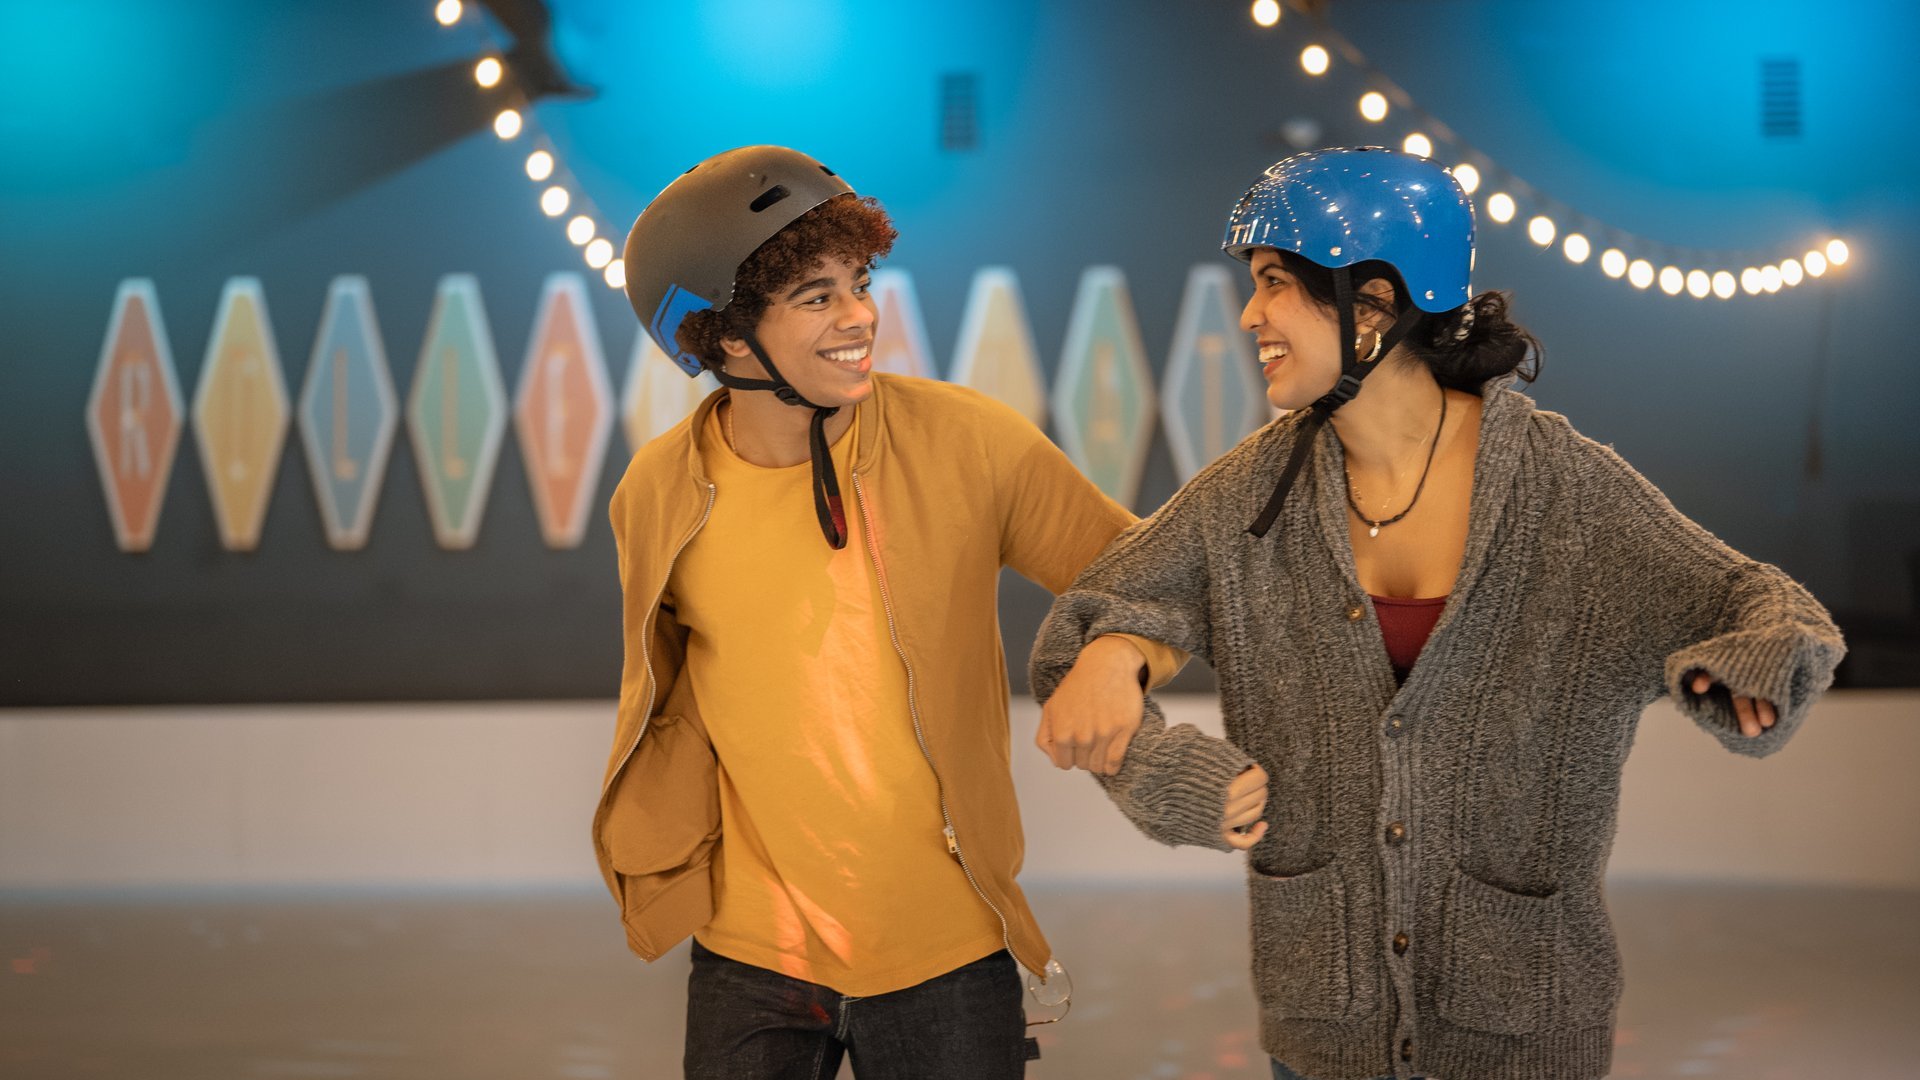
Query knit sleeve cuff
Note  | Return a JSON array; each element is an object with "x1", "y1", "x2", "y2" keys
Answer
[
  {"x1": 1096, "y1": 700, "x2": 1255, "y2": 851},
  {"x1": 1665, "y1": 625, "x2": 1836, "y2": 758},
  {"x1": 1096, "y1": 632, "x2": 1188, "y2": 689}
]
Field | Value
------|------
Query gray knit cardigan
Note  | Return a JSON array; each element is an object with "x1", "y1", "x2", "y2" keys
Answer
[{"x1": 1029, "y1": 376, "x2": 1843, "y2": 1080}]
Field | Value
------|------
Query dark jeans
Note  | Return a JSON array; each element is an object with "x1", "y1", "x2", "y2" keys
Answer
[
  {"x1": 1271, "y1": 1062, "x2": 1428, "y2": 1080},
  {"x1": 685, "y1": 939, "x2": 1026, "y2": 1080}
]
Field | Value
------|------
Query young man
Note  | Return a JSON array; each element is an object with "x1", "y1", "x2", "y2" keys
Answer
[{"x1": 594, "y1": 145, "x2": 1176, "y2": 1079}]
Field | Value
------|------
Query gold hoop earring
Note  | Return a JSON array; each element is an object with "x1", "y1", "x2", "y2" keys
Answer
[{"x1": 1355, "y1": 331, "x2": 1385, "y2": 363}]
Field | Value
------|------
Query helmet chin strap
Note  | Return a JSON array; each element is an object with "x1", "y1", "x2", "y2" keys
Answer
[
  {"x1": 712, "y1": 333, "x2": 848, "y2": 549},
  {"x1": 1247, "y1": 267, "x2": 1427, "y2": 539}
]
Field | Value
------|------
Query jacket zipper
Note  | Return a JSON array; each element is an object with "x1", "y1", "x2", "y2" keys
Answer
[
  {"x1": 848, "y1": 471, "x2": 1017, "y2": 963},
  {"x1": 602, "y1": 482, "x2": 717, "y2": 795}
]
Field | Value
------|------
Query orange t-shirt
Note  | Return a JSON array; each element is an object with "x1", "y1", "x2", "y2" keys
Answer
[{"x1": 668, "y1": 405, "x2": 1006, "y2": 996}]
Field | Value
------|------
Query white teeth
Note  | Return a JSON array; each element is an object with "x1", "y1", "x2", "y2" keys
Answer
[
  {"x1": 1259, "y1": 344, "x2": 1289, "y2": 363},
  {"x1": 823, "y1": 345, "x2": 870, "y2": 363}
]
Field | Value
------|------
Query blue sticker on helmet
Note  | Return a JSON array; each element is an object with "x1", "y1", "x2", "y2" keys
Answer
[{"x1": 650, "y1": 284, "x2": 713, "y2": 377}]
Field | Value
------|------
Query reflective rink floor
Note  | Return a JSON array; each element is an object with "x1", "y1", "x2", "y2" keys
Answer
[{"x1": 3, "y1": 883, "x2": 1915, "y2": 1080}]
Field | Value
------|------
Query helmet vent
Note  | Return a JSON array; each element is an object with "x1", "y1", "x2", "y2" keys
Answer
[{"x1": 749, "y1": 185, "x2": 792, "y2": 213}]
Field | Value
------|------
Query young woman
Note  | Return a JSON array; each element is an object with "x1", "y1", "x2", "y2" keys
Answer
[{"x1": 1031, "y1": 147, "x2": 1844, "y2": 1080}]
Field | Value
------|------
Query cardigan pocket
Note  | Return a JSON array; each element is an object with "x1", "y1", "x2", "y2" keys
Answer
[
  {"x1": 1248, "y1": 863, "x2": 1373, "y2": 1021},
  {"x1": 1437, "y1": 867, "x2": 1558, "y2": 1035}
]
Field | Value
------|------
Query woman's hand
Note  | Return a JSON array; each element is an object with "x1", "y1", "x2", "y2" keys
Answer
[
  {"x1": 1222, "y1": 764, "x2": 1270, "y2": 850},
  {"x1": 1037, "y1": 636, "x2": 1149, "y2": 775},
  {"x1": 1687, "y1": 670, "x2": 1778, "y2": 738}
]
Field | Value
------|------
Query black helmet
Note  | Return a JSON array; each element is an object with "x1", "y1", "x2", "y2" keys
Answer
[{"x1": 622, "y1": 145, "x2": 853, "y2": 377}]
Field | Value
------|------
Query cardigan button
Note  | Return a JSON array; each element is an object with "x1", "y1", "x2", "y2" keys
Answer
[
  {"x1": 1386, "y1": 821, "x2": 1407, "y2": 845},
  {"x1": 1400, "y1": 1038, "x2": 1414, "y2": 1062},
  {"x1": 1393, "y1": 931, "x2": 1410, "y2": 955},
  {"x1": 1346, "y1": 605, "x2": 1366, "y2": 621}
]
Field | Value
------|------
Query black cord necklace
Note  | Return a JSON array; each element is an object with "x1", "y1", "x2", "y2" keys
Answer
[{"x1": 1344, "y1": 385, "x2": 1448, "y2": 538}]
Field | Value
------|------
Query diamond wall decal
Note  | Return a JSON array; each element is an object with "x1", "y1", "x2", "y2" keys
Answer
[
  {"x1": 192, "y1": 278, "x2": 290, "y2": 552},
  {"x1": 949, "y1": 267, "x2": 1046, "y2": 427},
  {"x1": 621, "y1": 330, "x2": 718, "y2": 456},
  {"x1": 406, "y1": 275, "x2": 508, "y2": 550},
  {"x1": 1162, "y1": 264, "x2": 1267, "y2": 481},
  {"x1": 85, "y1": 279, "x2": 184, "y2": 553},
  {"x1": 514, "y1": 274, "x2": 614, "y2": 549},
  {"x1": 1050, "y1": 267, "x2": 1157, "y2": 508},
  {"x1": 297, "y1": 276, "x2": 398, "y2": 550},
  {"x1": 867, "y1": 268, "x2": 937, "y2": 379}
]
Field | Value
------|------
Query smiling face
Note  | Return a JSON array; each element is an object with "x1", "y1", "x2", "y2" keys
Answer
[
  {"x1": 722, "y1": 257, "x2": 878, "y2": 409},
  {"x1": 1239, "y1": 249, "x2": 1351, "y2": 412}
]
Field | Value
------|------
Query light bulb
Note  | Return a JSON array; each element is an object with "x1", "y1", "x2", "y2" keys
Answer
[
  {"x1": 1826, "y1": 239, "x2": 1849, "y2": 265},
  {"x1": 1686, "y1": 270, "x2": 1710, "y2": 298},
  {"x1": 1563, "y1": 233, "x2": 1590, "y2": 263},
  {"x1": 1712, "y1": 271, "x2": 1736, "y2": 299},
  {"x1": 1359, "y1": 92, "x2": 1388, "y2": 122},
  {"x1": 567, "y1": 215, "x2": 595, "y2": 245},
  {"x1": 1486, "y1": 192, "x2": 1515, "y2": 224},
  {"x1": 1301, "y1": 45, "x2": 1330, "y2": 76},
  {"x1": 435, "y1": 0, "x2": 462, "y2": 26},
  {"x1": 1251, "y1": 0, "x2": 1281, "y2": 28},
  {"x1": 1659, "y1": 266, "x2": 1683, "y2": 295},
  {"x1": 604, "y1": 259, "x2": 626, "y2": 290},
  {"x1": 1761, "y1": 266, "x2": 1783, "y2": 293},
  {"x1": 1451, "y1": 163, "x2": 1480, "y2": 194},
  {"x1": 1804, "y1": 250, "x2": 1828, "y2": 277},
  {"x1": 1403, "y1": 133, "x2": 1433, "y2": 159},
  {"x1": 585, "y1": 238, "x2": 614, "y2": 269},
  {"x1": 1600, "y1": 249, "x2": 1627, "y2": 278},
  {"x1": 540, "y1": 186, "x2": 570, "y2": 216},
  {"x1": 1628, "y1": 260, "x2": 1654, "y2": 289},
  {"x1": 1781, "y1": 259, "x2": 1804, "y2": 286},
  {"x1": 1740, "y1": 268, "x2": 1762, "y2": 295},
  {"x1": 525, "y1": 150, "x2": 553, "y2": 181},
  {"x1": 493, "y1": 109, "x2": 522, "y2": 140},
  {"x1": 1527, "y1": 215, "x2": 1556, "y2": 246},
  {"x1": 474, "y1": 57, "x2": 502, "y2": 88}
]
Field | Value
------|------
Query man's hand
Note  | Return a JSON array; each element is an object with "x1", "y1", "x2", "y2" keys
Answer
[
  {"x1": 1222, "y1": 764, "x2": 1270, "y2": 850},
  {"x1": 1036, "y1": 636, "x2": 1149, "y2": 775},
  {"x1": 1687, "y1": 670, "x2": 1778, "y2": 738}
]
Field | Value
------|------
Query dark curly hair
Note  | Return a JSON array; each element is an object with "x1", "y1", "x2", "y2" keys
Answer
[
  {"x1": 676, "y1": 193, "x2": 898, "y2": 368},
  {"x1": 1270, "y1": 250, "x2": 1542, "y2": 392}
]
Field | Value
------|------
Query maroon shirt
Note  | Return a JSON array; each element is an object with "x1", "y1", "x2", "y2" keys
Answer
[{"x1": 1372, "y1": 594, "x2": 1447, "y2": 683}]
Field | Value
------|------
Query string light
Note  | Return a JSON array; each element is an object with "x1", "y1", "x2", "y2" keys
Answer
[
  {"x1": 566, "y1": 215, "x2": 595, "y2": 245},
  {"x1": 1239, "y1": 6, "x2": 1846, "y2": 300},
  {"x1": 1761, "y1": 266, "x2": 1783, "y2": 293},
  {"x1": 492, "y1": 108, "x2": 522, "y2": 139},
  {"x1": 525, "y1": 150, "x2": 553, "y2": 181},
  {"x1": 603, "y1": 259, "x2": 626, "y2": 290},
  {"x1": 434, "y1": 0, "x2": 462, "y2": 26},
  {"x1": 584, "y1": 238, "x2": 614, "y2": 269},
  {"x1": 540, "y1": 186, "x2": 570, "y2": 216},
  {"x1": 474, "y1": 57, "x2": 502, "y2": 88},
  {"x1": 1741, "y1": 268, "x2": 1762, "y2": 295}
]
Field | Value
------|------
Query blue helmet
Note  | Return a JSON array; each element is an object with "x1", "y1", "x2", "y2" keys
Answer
[{"x1": 1222, "y1": 146, "x2": 1474, "y2": 313}]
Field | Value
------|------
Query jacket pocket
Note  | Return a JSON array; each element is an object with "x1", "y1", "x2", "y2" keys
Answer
[
  {"x1": 602, "y1": 714, "x2": 720, "y2": 876},
  {"x1": 1248, "y1": 863, "x2": 1372, "y2": 1021},
  {"x1": 1437, "y1": 867, "x2": 1558, "y2": 1035}
]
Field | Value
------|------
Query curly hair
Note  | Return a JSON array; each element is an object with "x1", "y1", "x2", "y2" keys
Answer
[{"x1": 675, "y1": 193, "x2": 898, "y2": 368}]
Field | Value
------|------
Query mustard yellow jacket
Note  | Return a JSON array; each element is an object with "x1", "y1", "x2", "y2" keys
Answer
[{"x1": 594, "y1": 373, "x2": 1178, "y2": 975}]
